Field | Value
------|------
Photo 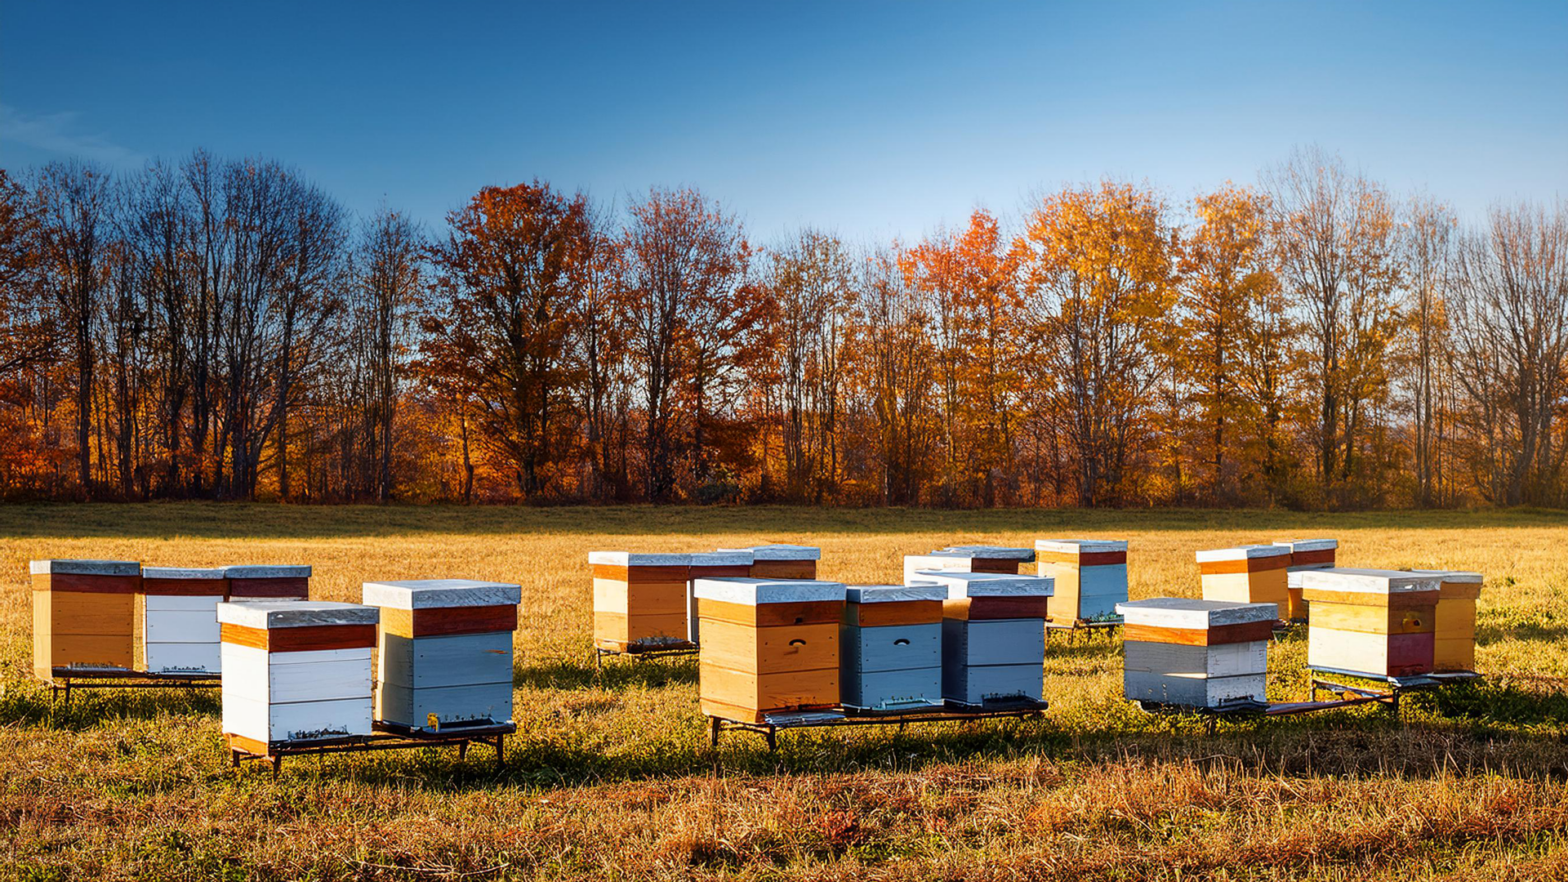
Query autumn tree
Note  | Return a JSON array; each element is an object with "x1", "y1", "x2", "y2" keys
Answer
[
  {"x1": 1015, "y1": 180, "x2": 1177, "y2": 506},
  {"x1": 1401, "y1": 195, "x2": 1458, "y2": 507},
  {"x1": 853, "y1": 245, "x2": 937, "y2": 504}
]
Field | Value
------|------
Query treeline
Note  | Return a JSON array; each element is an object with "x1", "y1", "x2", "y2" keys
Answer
[{"x1": 1, "y1": 147, "x2": 1565, "y2": 508}]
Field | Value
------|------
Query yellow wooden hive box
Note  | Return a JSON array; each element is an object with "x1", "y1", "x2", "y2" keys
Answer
[
  {"x1": 1300, "y1": 568, "x2": 1440, "y2": 678},
  {"x1": 31, "y1": 559, "x2": 141, "y2": 679},
  {"x1": 1407, "y1": 569, "x2": 1483, "y2": 673},
  {"x1": 717, "y1": 544, "x2": 820, "y2": 580},
  {"x1": 1272, "y1": 538, "x2": 1338, "y2": 621},
  {"x1": 694, "y1": 577, "x2": 846, "y2": 723},
  {"x1": 589, "y1": 552, "x2": 692, "y2": 652},
  {"x1": 1196, "y1": 545, "x2": 1291, "y2": 612}
]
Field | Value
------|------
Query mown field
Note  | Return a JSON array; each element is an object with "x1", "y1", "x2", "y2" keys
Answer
[{"x1": 2, "y1": 504, "x2": 1567, "y2": 881}]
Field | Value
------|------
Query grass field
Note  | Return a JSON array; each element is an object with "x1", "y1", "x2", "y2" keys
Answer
[{"x1": 2, "y1": 504, "x2": 1568, "y2": 881}]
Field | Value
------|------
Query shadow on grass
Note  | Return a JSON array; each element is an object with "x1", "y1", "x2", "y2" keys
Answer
[
  {"x1": 514, "y1": 656, "x2": 698, "y2": 691},
  {"x1": 1409, "y1": 679, "x2": 1568, "y2": 728},
  {"x1": 0, "y1": 681, "x2": 220, "y2": 729}
]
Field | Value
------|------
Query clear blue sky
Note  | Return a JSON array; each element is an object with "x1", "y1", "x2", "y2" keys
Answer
[{"x1": 3, "y1": 1, "x2": 1564, "y2": 242}]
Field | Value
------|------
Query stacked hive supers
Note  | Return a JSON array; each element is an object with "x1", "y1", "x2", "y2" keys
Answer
[
  {"x1": 910, "y1": 571, "x2": 1052, "y2": 706},
  {"x1": 1116, "y1": 598, "x2": 1276, "y2": 708},
  {"x1": 1406, "y1": 569, "x2": 1483, "y2": 673},
  {"x1": 225, "y1": 565, "x2": 311, "y2": 600},
  {"x1": 840, "y1": 585, "x2": 945, "y2": 711},
  {"x1": 362, "y1": 579, "x2": 521, "y2": 731},
  {"x1": 719, "y1": 544, "x2": 820, "y2": 579},
  {"x1": 1274, "y1": 538, "x2": 1338, "y2": 621},
  {"x1": 694, "y1": 578, "x2": 846, "y2": 722},
  {"x1": 139, "y1": 567, "x2": 227, "y2": 675},
  {"x1": 218, "y1": 601, "x2": 379, "y2": 751},
  {"x1": 1034, "y1": 539, "x2": 1128, "y2": 622},
  {"x1": 590, "y1": 552, "x2": 692, "y2": 652},
  {"x1": 902, "y1": 549, "x2": 1024, "y2": 585},
  {"x1": 31, "y1": 560, "x2": 140, "y2": 679},
  {"x1": 1197, "y1": 545, "x2": 1291, "y2": 614},
  {"x1": 1301, "y1": 569, "x2": 1440, "y2": 678},
  {"x1": 936, "y1": 546, "x2": 1037, "y2": 575},
  {"x1": 686, "y1": 551, "x2": 753, "y2": 644}
]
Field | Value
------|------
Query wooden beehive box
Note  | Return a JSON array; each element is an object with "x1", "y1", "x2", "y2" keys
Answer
[
  {"x1": 1197, "y1": 545, "x2": 1290, "y2": 612},
  {"x1": 1116, "y1": 598, "x2": 1276, "y2": 708},
  {"x1": 1407, "y1": 569, "x2": 1483, "y2": 673},
  {"x1": 937, "y1": 545, "x2": 1037, "y2": 575},
  {"x1": 1273, "y1": 538, "x2": 1338, "y2": 621},
  {"x1": 589, "y1": 552, "x2": 692, "y2": 652},
  {"x1": 225, "y1": 565, "x2": 310, "y2": 600},
  {"x1": 902, "y1": 550, "x2": 1020, "y2": 585},
  {"x1": 362, "y1": 579, "x2": 521, "y2": 732},
  {"x1": 139, "y1": 566, "x2": 227, "y2": 675},
  {"x1": 1301, "y1": 569, "x2": 1440, "y2": 678},
  {"x1": 686, "y1": 550, "x2": 753, "y2": 644},
  {"x1": 694, "y1": 577, "x2": 846, "y2": 722},
  {"x1": 1034, "y1": 539, "x2": 1128, "y2": 622},
  {"x1": 31, "y1": 559, "x2": 140, "y2": 679},
  {"x1": 913, "y1": 571, "x2": 1052, "y2": 706},
  {"x1": 217, "y1": 601, "x2": 378, "y2": 751},
  {"x1": 840, "y1": 584, "x2": 945, "y2": 711},
  {"x1": 718, "y1": 544, "x2": 820, "y2": 579}
]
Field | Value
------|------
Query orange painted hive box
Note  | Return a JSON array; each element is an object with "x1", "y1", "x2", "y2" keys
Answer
[
  {"x1": 694, "y1": 577, "x2": 846, "y2": 723},
  {"x1": 1197, "y1": 545, "x2": 1291, "y2": 611},
  {"x1": 590, "y1": 552, "x2": 692, "y2": 652},
  {"x1": 1034, "y1": 539, "x2": 1127, "y2": 622},
  {"x1": 225, "y1": 565, "x2": 310, "y2": 600},
  {"x1": 218, "y1": 600, "x2": 378, "y2": 752},
  {"x1": 1273, "y1": 538, "x2": 1338, "y2": 621},
  {"x1": 31, "y1": 559, "x2": 141, "y2": 679},
  {"x1": 718, "y1": 544, "x2": 820, "y2": 580},
  {"x1": 1300, "y1": 569, "x2": 1440, "y2": 678},
  {"x1": 1407, "y1": 569, "x2": 1483, "y2": 673}
]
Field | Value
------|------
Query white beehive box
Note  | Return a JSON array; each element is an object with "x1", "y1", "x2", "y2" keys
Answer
[
  {"x1": 1117, "y1": 598, "x2": 1277, "y2": 708},
  {"x1": 218, "y1": 601, "x2": 378, "y2": 749},
  {"x1": 139, "y1": 566, "x2": 227, "y2": 674},
  {"x1": 362, "y1": 579, "x2": 522, "y2": 732}
]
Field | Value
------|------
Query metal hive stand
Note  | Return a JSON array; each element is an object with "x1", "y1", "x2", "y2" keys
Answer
[
  {"x1": 228, "y1": 721, "x2": 515, "y2": 777},
  {"x1": 1044, "y1": 617, "x2": 1122, "y2": 645},
  {"x1": 709, "y1": 697, "x2": 1050, "y2": 751},
  {"x1": 43, "y1": 668, "x2": 221, "y2": 704},
  {"x1": 593, "y1": 642, "x2": 698, "y2": 670},
  {"x1": 1136, "y1": 668, "x2": 1483, "y2": 733}
]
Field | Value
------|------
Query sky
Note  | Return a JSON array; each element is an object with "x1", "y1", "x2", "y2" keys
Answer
[{"x1": 3, "y1": 1, "x2": 1565, "y2": 243}]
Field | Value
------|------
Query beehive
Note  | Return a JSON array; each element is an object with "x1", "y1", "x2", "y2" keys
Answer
[
  {"x1": 225, "y1": 565, "x2": 310, "y2": 600},
  {"x1": 717, "y1": 544, "x2": 821, "y2": 579},
  {"x1": 1197, "y1": 545, "x2": 1290, "y2": 612},
  {"x1": 362, "y1": 579, "x2": 521, "y2": 731},
  {"x1": 913, "y1": 571, "x2": 1052, "y2": 705},
  {"x1": 139, "y1": 567, "x2": 226, "y2": 675},
  {"x1": 218, "y1": 601, "x2": 378, "y2": 751},
  {"x1": 1116, "y1": 598, "x2": 1276, "y2": 708},
  {"x1": 31, "y1": 559, "x2": 140, "y2": 679},
  {"x1": 589, "y1": 552, "x2": 691, "y2": 651},
  {"x1": 1407, "y1": 569, "x2": 1483, "y2": 673},
  {"x1": 902, "y1": 550, "x2": 1019, "y2": 585},
  {"x1": 686, "y1": 550, "x2": 753, "y2": 644},
  {"x1": 694, "y1": 577, "x2": 846, "y2": 722},
  {"x1": 840, "y1": 585, "x2": 945, "y2": 711},
  {"x1": 1034, "y1": 539, "x2": 1128, "y2": 622},
  {"x1": 937, "y1": 546, "x2": 1037, "y2": 574},
  {"x1": 1301, "y1": 569, "x2": 1440, "y2": 678},
  {"x1": 1273, "y1": 538, "x2": 1338, "y2": 621}
]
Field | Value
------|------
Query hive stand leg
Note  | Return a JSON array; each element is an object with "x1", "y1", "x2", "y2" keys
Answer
[
  {"x1": 765, "y1": 727, "x2": 777, "y2": 753},
  {"x1": 231, "y1": 749, "x2": 241, "y2": 769},
  {"x1": 270, "y1": 755, "x2": 282, "y2": 779},
  {"x1": 709, "y1": 717, "x2": 721, "y2": 748},
  {"x1": 458, "y1": 741, "x2": 469, "y2": 762},
  {"x1": 495, "y1": 735, "x2": 505, "y2": 770}
]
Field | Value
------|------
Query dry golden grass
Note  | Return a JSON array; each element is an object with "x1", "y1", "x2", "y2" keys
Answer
[{"x1": 1, "y1": 503, "x2": 1567, "y2": 880}]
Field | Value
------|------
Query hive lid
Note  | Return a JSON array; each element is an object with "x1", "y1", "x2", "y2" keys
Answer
[
  {"x1": 142, "y1": 566, "x2": 227, "y2": 580},
  {"x1": 29, "y1": 559, "x2": 140, "y2": 576},
  {"x1": 362, "y1": 579, "x2": 522, "y2": 609},
  {"x1": 1116, "y1": 597, "x2": 1278, "y2": 628},
  {"x1": 588, "y1": 551, "x2": 691, "y2": 567},
  {"x1": 911, "y1": 570, "x2": 1055, "y2": 598},
  {"x1": 224, "y1": 565, "x2": 311, "y2": 579},
  {"x1": 845, "y1": 584, "x2": 947, "y2": 603},
  {"x1": 1274, "y1": 538, "x2": 1338, "y2": 552},
  {"x1": 1405, "y1": 568, "x2": 1483, "y2": 584},
  {"x1": 217, "y1": 600, "x2": 378, "y2": 628},
  {"x1": 1195, "y1": 544, "x2": 1291, "y2": 563},
  {"x1": 716, "y1": 544, "x2": 820, "y2": 561},
  {"x1": 1034, "y1": 539, "x2": 1128, "y2": 555},
  {"x1": 692, "y1": 577, "x2": 846, "y2": 605},
  {"x1": 1298, "y1": 568, "x2": 1441, "y2": 595},
  {"x1": 689, "y1": 550, "x2": 754, "y2": 567},
  {"x1": 937, "y1": 545, "x2": 1037, "y2": 562}
]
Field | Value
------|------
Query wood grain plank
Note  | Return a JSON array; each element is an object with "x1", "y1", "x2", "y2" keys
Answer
[
  {"x1": 846, "y1": 600, "x2": 943, "y2": 627},
  {"x1": 749, "y1": 560, "x2": 815, "y2": 579},
  {"x1": 226, "y1": 577, "x2": 309, "y2": 599},
  {"x1": 697, "y1": 598, "x2": 843, "y2": 627},
  {"x1": 1122, "y1": 620, "x2": 1277, "y2": 646},
  {"x1": 942, "y1": 596, "x2": 1049, "y2": 621}
]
